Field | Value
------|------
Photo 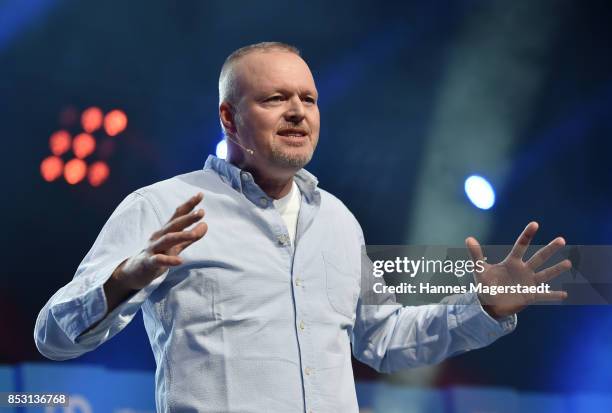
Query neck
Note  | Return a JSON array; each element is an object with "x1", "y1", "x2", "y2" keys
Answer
[
  {"x1": 227, "y1": 155, "x2": 295, "y2": 199},
  {"x1": 251, "y1": 171, "x2": 294, "y2": 199}
]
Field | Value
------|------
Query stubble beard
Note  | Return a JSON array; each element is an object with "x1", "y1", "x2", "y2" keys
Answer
[{"x1": 269, "y1": 141, "x2": 314, "y2": 170}]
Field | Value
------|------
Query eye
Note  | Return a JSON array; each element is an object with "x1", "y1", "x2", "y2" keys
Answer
[
  {"x1": 303, "y1": 96, "x2": 317, "y2": 104},
  {"x1": 265, "y1": 95, "x2": 284, "y2": 103}
]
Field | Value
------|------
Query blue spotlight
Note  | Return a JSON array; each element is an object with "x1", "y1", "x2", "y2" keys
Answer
[
  {"x1": 216, "y1": 139, "x2": 227, "y2": 159},
  {"x1": 464, "y1": 175, "x2": 495, "y2": 210}
]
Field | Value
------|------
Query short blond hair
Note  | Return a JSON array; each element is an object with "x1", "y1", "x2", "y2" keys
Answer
[{"x1": 218, "y1": 42, "x2": 301, "y2": 106}]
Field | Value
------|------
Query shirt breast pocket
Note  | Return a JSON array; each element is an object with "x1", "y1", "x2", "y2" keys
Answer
[{"x1": 323, "y1": 250, "x2": 360, "y2": 319}]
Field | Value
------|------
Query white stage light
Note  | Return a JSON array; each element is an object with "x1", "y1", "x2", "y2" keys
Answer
[
  {"x1": 216, "y1": 139, "x2": 227, "y2": 159},
  {"x1": 464, "y1": 175, "x2": 495, "y2": 210}
]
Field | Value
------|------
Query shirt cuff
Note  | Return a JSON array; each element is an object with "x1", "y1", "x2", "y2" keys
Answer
[
  {"x1": 49, "y1": 259, "x2": 124, "y2": 343},
  {"x1": 478, "y1": 303, "x2": 517, "y2": 335},
  {"x1": 50, "y1": 255, "x2": 164, "y2": 343},
  {"x1": 450, "y1": 292, "x2": 517, "y2": 344},
  {"x1": 75, "y1": 267, "x2": 170, "y2": 344}
]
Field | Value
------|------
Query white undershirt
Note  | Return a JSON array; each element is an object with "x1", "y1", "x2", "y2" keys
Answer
[{"x1": 272, "y1": 180, "x2": 301, "y2": 245}]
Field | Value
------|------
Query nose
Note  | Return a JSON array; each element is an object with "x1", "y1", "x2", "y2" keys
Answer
[{"x1": 284, "y1": 96, "x2": 305, "y2": 123}]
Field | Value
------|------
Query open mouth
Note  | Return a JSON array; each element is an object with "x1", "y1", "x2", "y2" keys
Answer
[
  {"x1": 276, "y1": 128, "x2": 309, "y2": 144},
  {"x1": 277, "y1": 128, "x2": 308, "y2": 137}
]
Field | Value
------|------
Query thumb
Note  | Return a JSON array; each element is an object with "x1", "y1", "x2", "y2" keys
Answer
[{"x1": 465, "y1": 236, "x2": 485, "y2": 262}]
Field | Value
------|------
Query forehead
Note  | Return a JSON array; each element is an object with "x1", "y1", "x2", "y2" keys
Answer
[{"x1": 234, "y1": 51, "x2": 317, "y2": 96}]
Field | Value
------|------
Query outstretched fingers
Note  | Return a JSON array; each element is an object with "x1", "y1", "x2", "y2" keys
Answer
[
  {"x1": 174, "y1": 222, "x2": 209, "y2": 253},
  {"x1": 170, "y1": 193, "x2": 204, "y2": 221},
  {"x1": 465, "y1": 236, "x2": 485, "y2": 263},
  {"x1": 534, "y1": 259, "x2": 572, "y2": 284},
  {"x1": 509, "y1": 221, "x2": 539, "y2": 260},
  {"x1": 150, "y1": 193, "x2": 204, "y2": 241},
  {"x1": 161, "y1": 208, "x2": 205, "y2": 237},
  {"x1": 150, "y1": 224, "x2": 206, "y2": 253},
  {"x1": 527, "y1": 237, "x2": 565, "y2": 270},
  {"x1": 148, "y1": 254, "x2": 183, "y2": 267},
  {"x1": 533, "y1": 290, "x2": 568, "y2": 302}
]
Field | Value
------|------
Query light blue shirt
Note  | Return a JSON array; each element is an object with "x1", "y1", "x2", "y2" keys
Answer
[{"x1": 35, "y1": 155, "x2": 516, "y2": 413}]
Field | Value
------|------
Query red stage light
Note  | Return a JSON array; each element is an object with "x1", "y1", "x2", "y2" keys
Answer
[
  {"x1": 73, "y1": 133, "x2": 96, "y2": 159},
  {"x1": 40, "y1": 156, "x2": 64, "y2": 182},
  {"x1": 104, "y1": 110, "x2": 128, "y2": 137},
  {"x1": 64, "y1": 158, "x2": 87, "y2": 184},
  {"x1": 49, "y1": 130, "x2": 71, "y2": 156},
  {"x1": 81, "y1": 107, "x2": 104, "y2": 133},
  {"x1": 88, "y1": 161, "x2": 110, "y2": 187}
]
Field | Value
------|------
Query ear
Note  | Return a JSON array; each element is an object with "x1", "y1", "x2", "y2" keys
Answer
[{"x1": 219, "y1": 101, "x2": 237, "y2": 135}]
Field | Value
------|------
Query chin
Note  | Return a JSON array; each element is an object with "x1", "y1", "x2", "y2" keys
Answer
[{"x1": 270, "y1": 149, "x2": 313, "y2": 170}]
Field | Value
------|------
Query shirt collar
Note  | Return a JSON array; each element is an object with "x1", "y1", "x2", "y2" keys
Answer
[{"x1": 203, "y1": 155, "x2": 320, "y2": 205}]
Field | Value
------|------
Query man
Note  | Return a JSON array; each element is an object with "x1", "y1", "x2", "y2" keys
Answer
[{"x1": 35, "y1": 42, "x2": 570, "y2": 412}]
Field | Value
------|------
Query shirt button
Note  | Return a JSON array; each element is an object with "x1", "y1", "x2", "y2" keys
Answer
[
  {"x1": 304, "y1": 367, "x2": 312, "y2": 376},
  {"x1": 240, "y1": 172, "x2": 249, "y2": 181},
  {"x1": 277, "y1": 234, "x2": 290, "y2": 246},
  {"x1": 259, "y1": 197, "x2": 268, "y2": 207},
  {"x1": 299, "y1": 320, "x2": 305, "y2": 331},
  {"x1": 294, "y1": 277, "x2": 302, "y2": 287}
]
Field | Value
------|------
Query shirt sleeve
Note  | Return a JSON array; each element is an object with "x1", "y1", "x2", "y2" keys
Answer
[
  {"x1": 349, "y1": 221, "x2": 517, "y2": 374},
  {"x1": 34, "y1": 190, "x2": 168, "y2": 361}
]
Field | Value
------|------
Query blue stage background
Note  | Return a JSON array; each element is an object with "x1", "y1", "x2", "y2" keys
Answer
[{"x1": 1, "y1": 0, "x2": 612, "y2": 411}]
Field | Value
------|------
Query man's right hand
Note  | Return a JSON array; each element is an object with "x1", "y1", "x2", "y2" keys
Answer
[{"x1": 103, "y1": 192, "x2": 207, "y2": 313}]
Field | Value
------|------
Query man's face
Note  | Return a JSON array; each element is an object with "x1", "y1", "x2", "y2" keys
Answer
[{"x1": 230, "y1": 51, "x2": 320, "y2": 174}]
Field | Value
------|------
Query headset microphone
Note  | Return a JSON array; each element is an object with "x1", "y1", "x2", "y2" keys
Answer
[{"x1": 226, "y1": 136, "x2": 254, "y2": 156}]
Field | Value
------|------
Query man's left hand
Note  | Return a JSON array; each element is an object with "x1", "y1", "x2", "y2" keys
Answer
[{"x1": 466, "y1": 221, "x2": 571, "y2": 319}]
